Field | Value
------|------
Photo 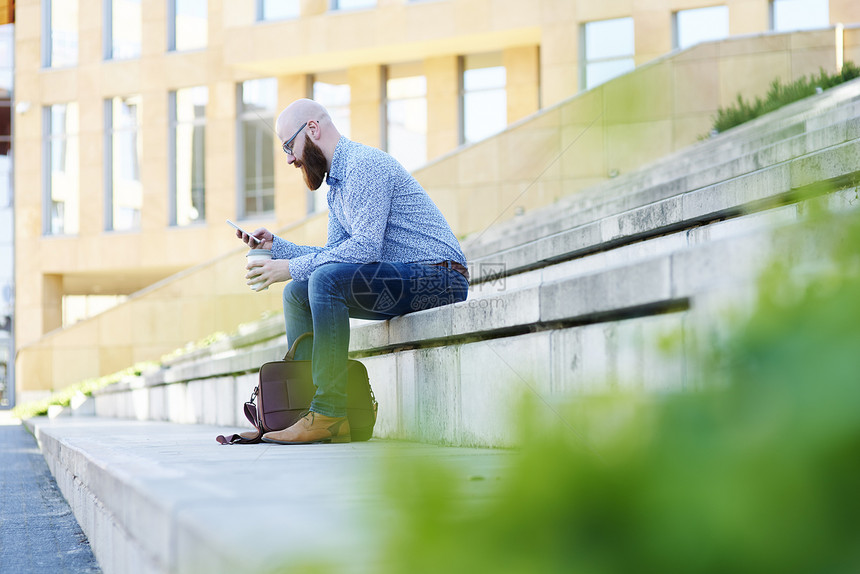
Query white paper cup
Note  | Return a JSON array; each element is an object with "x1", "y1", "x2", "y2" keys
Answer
[{"x1": 246, "y1": 249, "x2": 272, "y2": 291}]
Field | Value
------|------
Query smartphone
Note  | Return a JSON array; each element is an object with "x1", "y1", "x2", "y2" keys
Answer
[{"x1": 226, "y1": 219, "x2": 262, "y2": 245}]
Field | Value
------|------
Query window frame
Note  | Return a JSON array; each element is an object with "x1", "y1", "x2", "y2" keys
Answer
[
  {"x1": 168, "y1": 87, "x2": 208, "y2": 227},
  {"x1": 256, "y1": 0, "x2": 301, "y2": 21},
  {"x1": 168, "y1": 0, "x2": 209, "y2": 52},
  {"x1": 330, "y1": 0, "x2": 377, "y2": 12},
  {"x1": 235, "y1": 79, "x2": 278, "y2": 220},
  {"x1": 307, "y1": 71, "x2": 351, "y2": 214},
  {"x1": 41, "y1": 0, "x2": 79, "y2": 69},
  {"x1": 458, "y1": 52, "x2": 508, "y2": 145},
  {"x1": 382, "y1": 62, "x2": 428, "y2": 172},
  {"x1": 672, "y1": 5, "x2": 730, "y2": 51},
  {"x1": 103, "y1": 0, "x2": 142, "y2": 61},
  {"x1": 104, "y1": 95, "x2": 143, "y2": 232},
  {"x1": 769, "y1": 0, "x2": 830, "y2": 32},
  {"x1": 42, "y1": 103, "x2": 80, "y2": 236},
  {"x1": 579, "y1": 17, "x2": 636, "y2": 91}
]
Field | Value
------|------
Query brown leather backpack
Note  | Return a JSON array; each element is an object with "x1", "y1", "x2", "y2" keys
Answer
[{"x1": 216, "y1": 332, "x2": 378, "y2": 444}]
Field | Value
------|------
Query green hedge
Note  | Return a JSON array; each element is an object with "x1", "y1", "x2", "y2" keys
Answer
[
  {"x1": 713, "y1": 61, "x2": 860, "y2": 133},
  {"x1": 11, "y1": 362, "x2": 156, "y2": 420},
  {"x1": 9, "y1": 312, "x2": 274, "y2": 420}
]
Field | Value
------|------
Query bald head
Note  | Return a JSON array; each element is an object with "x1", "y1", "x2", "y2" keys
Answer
[
  {"x1": 277, "y1": 98, "x2": 330, "y2": 136},
  {"x1": 276, "y1": 98, "x2": 343, "y2": 181}
]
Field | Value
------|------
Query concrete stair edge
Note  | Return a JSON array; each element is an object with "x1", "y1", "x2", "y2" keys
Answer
[{"x1": 465, "y1": 107, "x2": 860, "y2": 263}]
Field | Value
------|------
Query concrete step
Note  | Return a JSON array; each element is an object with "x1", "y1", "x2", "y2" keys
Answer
[
  {"x1": 638, "y1": 88, "x2": 860, "y2": 183},
  {"x1": 89, "y1": 78, "x2": 860, "y2": 450},
  {"x1": 27, "y1": 416, "x2": 513, "y2": 574},
  {"x1": 468, "y1": 109, "x2": 860, "y2": 261},
  {"x1": 564, "y1": 111, "x2": 858, "y2": 222},
  {"x1": 465, "y1": 79, "x2": 860, "y2": 259},
  {"x1": 602, "y1": 80, "x2": 860, "y2": 195},
  {"x1": 93, "y1": 186, "x2": 860, "y2": 447},
  {"x1": 466, "y1": 136, "x2": 860, "y2": 281}
]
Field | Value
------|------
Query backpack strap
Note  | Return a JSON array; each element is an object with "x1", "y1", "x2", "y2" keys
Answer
[{"x1": 215, "y1": 386, "x2": 264, "y2": 444}]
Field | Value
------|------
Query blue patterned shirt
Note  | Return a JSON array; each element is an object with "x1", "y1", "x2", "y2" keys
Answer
[{"x1": 271, "y1": 137, "x2": 467, "y2": 282}]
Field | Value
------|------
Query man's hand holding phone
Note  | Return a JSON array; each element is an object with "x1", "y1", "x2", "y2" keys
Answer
[{"x1": 226, "y1": 219, "x2": 273, "y2": 250}]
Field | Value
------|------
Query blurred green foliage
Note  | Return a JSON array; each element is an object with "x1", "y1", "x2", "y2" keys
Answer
[
  {"x1": 713, "y1": 62, "x2": 860, "y2": 133},
  {"x1": 371, "y1": 203, "x2": 860, "y2": 573},
  {"x1": 10, "y1": 361, "x2": 156, "y2": 420},
  {"x1": 11, "y1": 310, "x2": 281, "y2": 419}
]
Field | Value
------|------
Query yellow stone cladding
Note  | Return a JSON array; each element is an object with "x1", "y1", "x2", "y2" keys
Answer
[{"x1": 10, "y1": 0, "x2": 860, "y2": 393}]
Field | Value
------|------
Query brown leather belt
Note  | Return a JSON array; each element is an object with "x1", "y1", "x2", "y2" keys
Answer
[{"x1": 431, "y1": 260, "x2": 470, "y2": 281}]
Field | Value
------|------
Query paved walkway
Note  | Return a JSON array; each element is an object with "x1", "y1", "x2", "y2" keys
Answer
[
  {"x1": 0, "y1": 411, "x2": 101, "y2": 574},
  {"x1": 25, "y1": 416, "x2": 514, "y2": 574}
]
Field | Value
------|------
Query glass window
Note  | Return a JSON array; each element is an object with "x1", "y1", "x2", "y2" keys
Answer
[
  {"x1": 674, "y1": 6, "x2": 729, "y2": 50},
  {"x1": 385, "y1": 63, "x2": 427, "y2": 172},
  {"x1": 43, "y1": 0, "x2": 79, "y2": 68},
  {"x1": 106, "y1": 0, "x2": 141, "y2": 60},
  {"x1": 106, "y1": 95, "x2": 143, "y2": 231},
  {"x1": 0, "y1": 23, "x2": 11, "y2": 94},
  {"x1": 257, "y1": 0, "x2": 300, "y2": 21},
  {"x1": 169, "y1": 0, "x2": 208, "y2": 52},
  {"x1": 581, "y1": 17, "x2": 635, "y2": 90},
  {"x1": 461, "y1": 52, "x2": 507, "y2": 144},
  {"x1": 331, "y1": 0, "x2": 377, "y2": 10},
  {"x1": 313, "y1": 75, "x2": 351, "y2": 138},
  {"x1": 44, "y1": 103, "x2": 80, "y2": 235},
  {"x1": 170, "y1": 87, "x2": 207, "y2": 226},
  {"x1": 308, "y1": 71, "x2": 351, "y2": 214},
  {"x1": 238, "y1": 78, "x2": 277, "y2": 218},
  {"x1": 771, "y1": 0, "x2": 829, "y2": 32}
]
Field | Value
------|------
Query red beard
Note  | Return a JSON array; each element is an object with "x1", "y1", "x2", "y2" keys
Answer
[{"x1": 298, "y1": 134, "x2": 327, "y2": 190}]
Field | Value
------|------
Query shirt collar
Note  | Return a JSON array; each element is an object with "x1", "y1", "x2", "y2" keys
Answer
[{"x1": 326, "y1": 136, "x2": 349, "y2": 186}]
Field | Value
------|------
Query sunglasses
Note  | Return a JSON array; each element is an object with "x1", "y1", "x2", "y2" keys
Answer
[{"x1": 282, "y1": 122, "x2": 308, "y2": 156}]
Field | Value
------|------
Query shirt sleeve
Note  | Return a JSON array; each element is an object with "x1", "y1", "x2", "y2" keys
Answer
[
  {"x1": 288, "y1": 161, "x2": 393, "y2": 281},
  {"x1": 271, "y1": 209, "x2": 350, "y2": 260}
]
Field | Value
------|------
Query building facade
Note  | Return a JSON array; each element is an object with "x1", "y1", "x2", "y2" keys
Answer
[
  {"x1": 10, "y1": 0, "x2": 860, "y2": 400},
  {"x1": 0, "y1": 16, "x2": 12, "y2": 407}
]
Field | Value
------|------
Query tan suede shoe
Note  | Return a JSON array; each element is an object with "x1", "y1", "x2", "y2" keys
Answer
[{"x1": 261, "y1": 411, "x2": 351, "y2": 444}]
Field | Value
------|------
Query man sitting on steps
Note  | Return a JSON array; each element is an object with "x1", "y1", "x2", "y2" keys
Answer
[{"x1": 237, "y1": 98, "x2": 469, "y2": 444}]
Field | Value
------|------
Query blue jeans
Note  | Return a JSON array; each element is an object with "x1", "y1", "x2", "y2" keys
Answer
[{"x1": 282, "y1": 262, "x2": 469, "y2": 417}]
